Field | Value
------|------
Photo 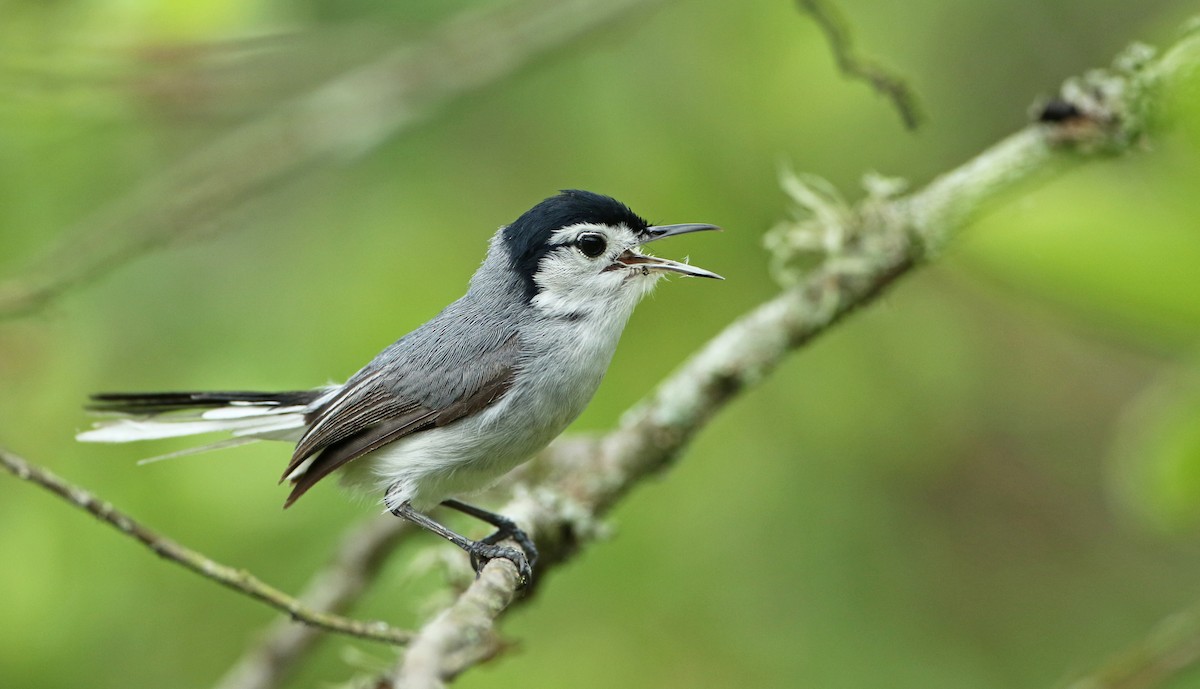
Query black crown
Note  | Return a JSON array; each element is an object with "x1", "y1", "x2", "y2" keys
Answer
[{"x1": 504, "y1": 190, "x2": 649, "y2": 294}]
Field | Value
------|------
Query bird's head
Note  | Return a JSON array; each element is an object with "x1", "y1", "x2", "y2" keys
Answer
[{"x1": 498, "y1": 190, "x2": 721, "y2": 317}]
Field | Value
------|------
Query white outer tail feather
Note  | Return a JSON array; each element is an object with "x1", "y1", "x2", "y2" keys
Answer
[{"x1": 77, "y1": 404, "x2": 310, "y2": 461}]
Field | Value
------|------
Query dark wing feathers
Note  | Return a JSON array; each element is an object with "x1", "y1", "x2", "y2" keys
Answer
[
  {"x1": 433, "y1": 366, "x2": 514, "y2": 426},
  {"x1": 286, "y1": 376, "x2": 423, "y2": 471},
  {"x1": 283, "y1": 407, "x2": 439, "y2": 507},
  {"x1": 280, "y1": 331, "x2": 520, "y2": 507}
]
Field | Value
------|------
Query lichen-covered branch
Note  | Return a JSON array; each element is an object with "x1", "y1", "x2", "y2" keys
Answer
[
  {"x1": 0, "y1": 448, "x2": 413, "y2": 646},
  {"x1": 393, "y1": 561, "x2": 523, "y2": 689},
  {"x1": 388, "y1": 24, "x2": 1200, "y2": 687},
  {"x1": 0, "y1": 0, "x2": 663, "y2": 320}
]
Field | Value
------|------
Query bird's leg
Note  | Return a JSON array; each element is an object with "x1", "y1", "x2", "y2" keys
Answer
[
  {"x1": 441, "y1": 498, "x2": 539, "y2": 571},
  {"x1": 388, "y1": 498, "x2": 532, "y2": 584}
]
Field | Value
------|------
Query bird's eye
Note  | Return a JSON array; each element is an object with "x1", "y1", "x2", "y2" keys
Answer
[{"x1": 575, "y1": 233, "x2": 607, "y2": 258}]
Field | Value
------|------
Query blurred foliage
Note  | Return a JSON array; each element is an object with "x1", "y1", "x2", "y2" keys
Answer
[
  {"x1": 1, "y1": 1, "x2": 1200, "y2": 688},
  {"x1": 1112, "y1": 370, "x2": 1200, "y2": 531}
]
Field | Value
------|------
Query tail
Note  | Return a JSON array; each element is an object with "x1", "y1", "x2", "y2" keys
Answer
[{"x1": 77, "y1": 390, "x2": 326, "y2": 459}]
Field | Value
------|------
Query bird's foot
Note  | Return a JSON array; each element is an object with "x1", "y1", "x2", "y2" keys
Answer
[
  {"x1": 467, "y1": 540, "x2": 533, "y2": 585},
  {"x1": 475, "y1": 522, "x2": 539, "y2": 570}
]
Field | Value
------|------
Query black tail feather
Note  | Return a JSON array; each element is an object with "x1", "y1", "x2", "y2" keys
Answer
[{"x1": 87, "y1": 390, "x2": 320, "y2": 414}]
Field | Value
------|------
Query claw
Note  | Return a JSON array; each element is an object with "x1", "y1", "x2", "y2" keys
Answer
[
  {"x1": 467, "y1": 542, "x2": 532, "y2": 586},
  {"x1": 470, "y1": 522, "x2": 538, "y2": 578}
]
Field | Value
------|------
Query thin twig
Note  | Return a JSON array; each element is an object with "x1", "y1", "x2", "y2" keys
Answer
[
  {"x1": 0, "y1": 447, "x2": 413, "y2": 646},
  {"x1": 796, "y1": 0, "x2": 924, "y2": 129}
]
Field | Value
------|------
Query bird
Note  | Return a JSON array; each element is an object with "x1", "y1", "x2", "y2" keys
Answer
[{"x1": 78, "y1": 189, "x2": 722, "y2": 583}]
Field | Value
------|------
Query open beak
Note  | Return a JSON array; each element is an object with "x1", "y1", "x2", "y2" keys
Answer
[{"x1": 617, "y1": 223, "x2": 723, "y2": 279}]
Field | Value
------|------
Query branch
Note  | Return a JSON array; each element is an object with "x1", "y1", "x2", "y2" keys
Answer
[
  {"x1": 388, "y1": 24, "x2": 1200, "y2": 687},
  {"x1": 0, "y1": 447, "x2": 413, "y2": 646},
  {"x1": 0, "y1": 0, "x2": 663, "y2": 320},
  {"x1": 796, "y1": 0, "x2": 925, "y2": 129}
]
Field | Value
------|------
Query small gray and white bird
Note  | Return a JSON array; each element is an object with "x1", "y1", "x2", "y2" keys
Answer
[{"x1": 78, "y1": 190, "x2": 721, "y2": 582}]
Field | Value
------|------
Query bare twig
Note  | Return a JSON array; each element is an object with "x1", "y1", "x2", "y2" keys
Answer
[
  {"x1": 389, "y1": 25, "x2": 1200, "y2": 686},
  {"x1": 796, "y1": 0, "x2": 924, "y2": 129},
  {"x1": 0, "y1": 447, "x2": 413, "y2": 646},
  {"x1": 0, "y1": 0, "x2": 663, "y2": 320}
]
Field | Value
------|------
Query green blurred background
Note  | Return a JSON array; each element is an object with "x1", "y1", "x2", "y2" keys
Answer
[{"x1": 2, "y1": 0, "x2": 1200, "y2": 687}]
